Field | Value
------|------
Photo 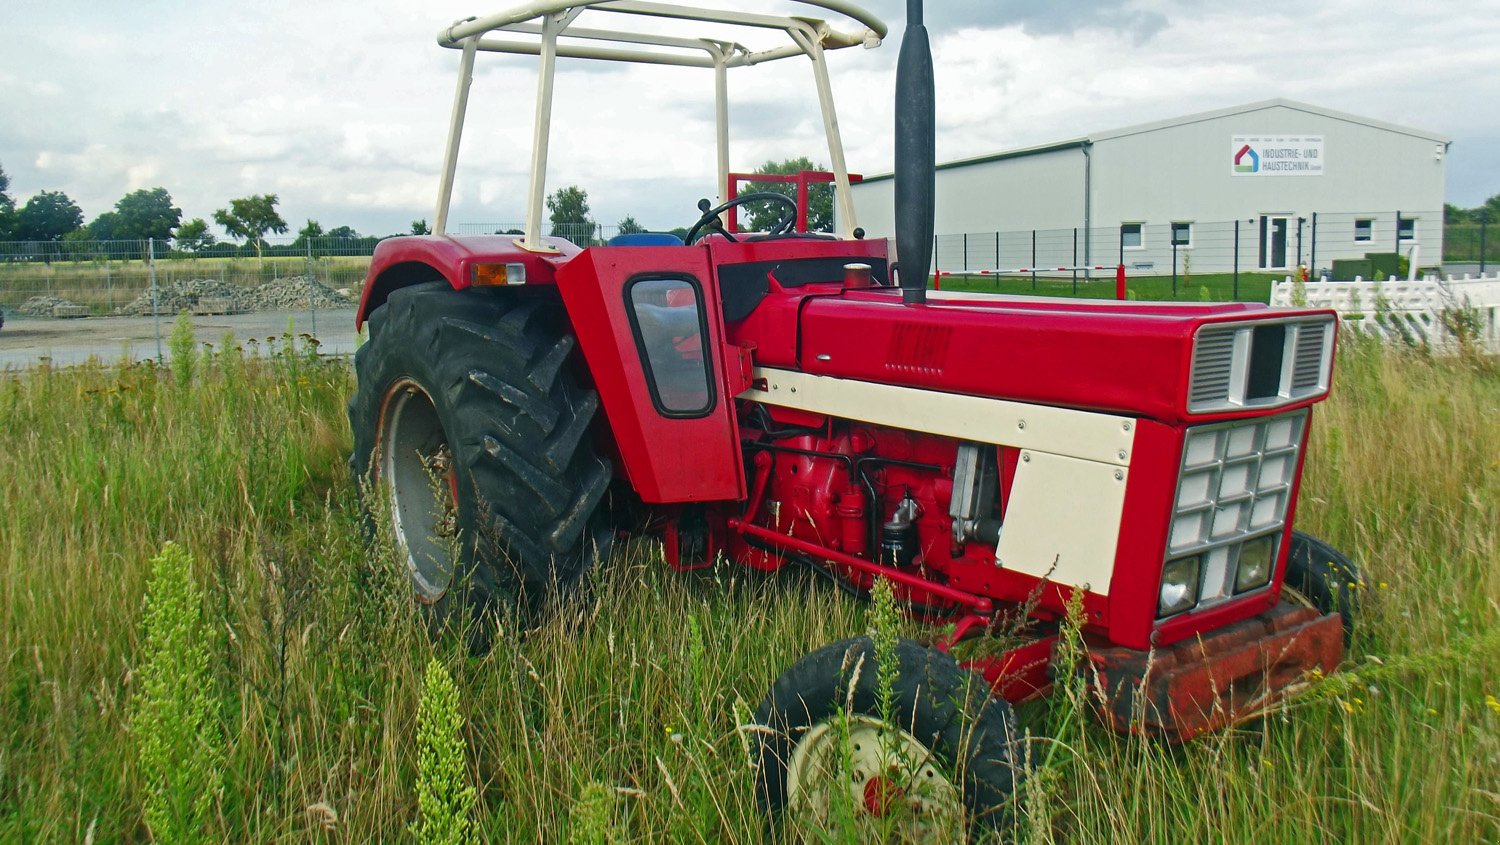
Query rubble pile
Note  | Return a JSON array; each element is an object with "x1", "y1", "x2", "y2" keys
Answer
[
  {"x1": 117, "y1": 279, "x2": 245, "y2": 316},
  {"x1": 18, "y1": 295, "x2": 85, "y2": 316},
  {"x1": 242, "y1": 276, "x2": 351, "y2": 310}
]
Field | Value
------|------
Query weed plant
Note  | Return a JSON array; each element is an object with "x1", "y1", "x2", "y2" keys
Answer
[{"x1": 0, "y1": 335, "x2": 1495, "y2": 841}]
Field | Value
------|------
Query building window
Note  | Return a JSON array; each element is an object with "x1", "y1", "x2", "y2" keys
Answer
[
  {"x1": 1397, "y1": 217, "x2": 1416, "y2": 242},
  {"x1": 1121, "y1": 222, "x2": 1143, "y2": 249},
  {"x1": 1171, "y1": 222, "x2": 1192, "y2": 247},
  {"x1": 1354, "y1": 219, "x2": 1372, "y2": 242}
]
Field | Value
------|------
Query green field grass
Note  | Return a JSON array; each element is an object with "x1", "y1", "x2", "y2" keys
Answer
[
  {"x1": 1, "y1": 334, "x2": 1496, "y2": 842},
  {"x1": 934, "y1": 271, "x2": 1286, "y2": 303}
]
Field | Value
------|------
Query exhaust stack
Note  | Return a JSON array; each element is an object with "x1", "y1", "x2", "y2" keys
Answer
[{"x1": 894, "y1": 0, "x2": 935, "y2": 305}]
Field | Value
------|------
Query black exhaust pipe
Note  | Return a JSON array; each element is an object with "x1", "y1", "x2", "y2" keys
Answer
[{"x1": 894, "y1": 0, "x2": 935, "y2": 305}]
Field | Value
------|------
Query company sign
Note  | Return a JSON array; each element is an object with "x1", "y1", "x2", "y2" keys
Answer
[{"x1": 1231, "y1": 135, "x2": 1324, "y2": 176}]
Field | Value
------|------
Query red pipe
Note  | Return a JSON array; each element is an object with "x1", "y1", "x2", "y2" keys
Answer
[
  {"x1": 1116, "y1": 263, "x2": 1127, "y2": 300},
  {"x1": 727, "y1": 518, "x2": 993, "y2": 614}
]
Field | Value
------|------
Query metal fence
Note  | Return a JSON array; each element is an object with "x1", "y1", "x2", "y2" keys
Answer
[{"x1": 932, "y1": 210, "x2": 1484, "y2": 286}]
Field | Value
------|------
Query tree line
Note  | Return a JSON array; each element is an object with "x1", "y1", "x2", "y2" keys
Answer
[
  {"x1": 0, "y1": 155, "x2": 834, "y2": 258},
  {"x1": 1444, "y1": 194, "x2": 1499, "y2": 225}
]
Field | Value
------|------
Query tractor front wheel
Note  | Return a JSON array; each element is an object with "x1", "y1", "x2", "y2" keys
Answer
[
  {"x1": 754, "y1": 637, "x2": 1021, "y2": 838},
  {"x1": 349, "y1": 282, "x2": 613, "y2": 633},
  {"x1": 1282, "y1": 529, "x2": 1363, "y2": 643}
]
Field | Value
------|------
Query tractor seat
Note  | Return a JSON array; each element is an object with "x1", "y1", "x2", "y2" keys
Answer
[{"x1": 608, "y1": 232, "x2": 685, "y2": 247}]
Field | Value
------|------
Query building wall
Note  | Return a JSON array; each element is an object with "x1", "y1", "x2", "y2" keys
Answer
[
  {"x1": 844, "y1": 145, "x2": 1086, "y2": 243},
  {"x1": 1088, "y1": 103, "x2": 1446, "y2": 272},
  {"x1": 849, "y1": 102, "x2": 1448, "y2": 276}
]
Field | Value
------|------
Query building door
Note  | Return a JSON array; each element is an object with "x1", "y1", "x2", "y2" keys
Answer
[{"x1": 1259, "y1": 215, "x2": 1289, "y2": 269}]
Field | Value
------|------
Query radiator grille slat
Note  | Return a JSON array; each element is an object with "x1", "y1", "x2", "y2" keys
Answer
[
  {"x1": 1291, "y1": 324, "x2": 1326, "y2": 390},
  {"x1": 1189, "y1": 328, "x2": 1237, "y2": 406}
]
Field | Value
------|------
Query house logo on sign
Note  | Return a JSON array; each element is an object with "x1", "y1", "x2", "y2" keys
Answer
[{"x1": 1234, "y1": 144, "x2": 1260, "y2": 173}]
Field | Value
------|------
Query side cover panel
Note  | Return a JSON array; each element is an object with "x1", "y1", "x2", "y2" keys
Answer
[{"x1": 555, "y1": 246, "x2": 746, "y2": 503}]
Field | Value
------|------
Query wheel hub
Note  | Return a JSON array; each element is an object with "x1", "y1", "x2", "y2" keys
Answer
[
  {"x1": 786, "y1": 715, "x2": 963, "y2": 833},
  {"x1": 378, "y1": 380, "x2": 460, "y2": 602}
]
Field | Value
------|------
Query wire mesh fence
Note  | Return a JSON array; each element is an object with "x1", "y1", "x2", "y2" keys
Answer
[
  {"x1": 932, "y1": 210, "x2": 1471, "y2": 288},
  {"x1": 0, "y1": 210, "x2": 1488, "y2": 362}
]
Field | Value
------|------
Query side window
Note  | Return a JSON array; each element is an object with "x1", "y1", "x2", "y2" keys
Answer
[{"x1": 627, "y1": 276, "x2": 714, "y2": 417}]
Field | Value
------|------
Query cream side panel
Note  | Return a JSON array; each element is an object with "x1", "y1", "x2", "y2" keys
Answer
[
  {"x1": 741, "y1": 367, "x2": 1136, "y2": 466},
  {"x1": 995, "y1": 451, "x2": 1128, "y2": 595}
]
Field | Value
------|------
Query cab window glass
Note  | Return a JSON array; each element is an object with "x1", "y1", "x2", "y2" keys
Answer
[{"x1": 628, "y1": 277, "x2": 713, "y2": 416}]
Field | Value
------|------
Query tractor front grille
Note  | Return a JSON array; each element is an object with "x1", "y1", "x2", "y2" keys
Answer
[
  {"x1": 1188, "y1": 318, "x2": 1333, "y2": 414},
  {"x1": 1162, "y1": 409, "x2": 1307, "y2": 614}
]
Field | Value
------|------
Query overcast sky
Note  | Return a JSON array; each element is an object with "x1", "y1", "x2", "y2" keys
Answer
[{"x1": 3, "y1": 0, "x2": 1498, "y2": 238}]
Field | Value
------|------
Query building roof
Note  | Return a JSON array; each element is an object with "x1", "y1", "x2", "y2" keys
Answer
[{"x1": 858, "y1": 98, "x2": 1450, "y2": 184}]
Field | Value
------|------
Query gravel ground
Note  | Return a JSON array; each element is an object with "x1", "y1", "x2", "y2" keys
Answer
[{"x1": 0, "y1": 308, "x2": 359, "y2": 368}]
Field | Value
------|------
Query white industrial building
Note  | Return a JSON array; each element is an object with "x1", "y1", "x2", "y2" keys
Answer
[{"x1": 845, "y1": 99, "x2": 1450, "y2": 275}]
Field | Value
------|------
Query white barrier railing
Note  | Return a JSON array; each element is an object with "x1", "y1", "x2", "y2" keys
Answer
[{"x1": 1270, "y1": 272, "x2": 1500, "y2": 354}]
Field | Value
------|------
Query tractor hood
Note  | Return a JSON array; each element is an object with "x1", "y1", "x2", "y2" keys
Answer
[{"x1": 795, "y1": 289, "x2": 1336, "y2": 425}]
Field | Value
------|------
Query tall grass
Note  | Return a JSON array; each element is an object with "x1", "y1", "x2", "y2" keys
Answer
[{"x1": 0, "y1": 337, "x2": 1496, "y2": 841}]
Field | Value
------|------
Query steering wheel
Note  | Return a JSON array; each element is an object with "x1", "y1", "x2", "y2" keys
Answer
[{"x1": 685, "y1": 192, "x2": 799, "y2": 244}]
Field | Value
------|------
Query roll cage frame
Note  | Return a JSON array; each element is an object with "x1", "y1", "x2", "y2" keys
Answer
[{"x1": 431, "y1": 1, "x2": 887, "y2": 248}]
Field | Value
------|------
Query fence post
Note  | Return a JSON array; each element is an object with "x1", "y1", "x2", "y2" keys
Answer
[
  {"x1": 1072, "y1": 228, "x2": 1078, "y2": 295},
  {"x1": 1233, "y1": 219, "x2": 1240, "y2": 300},
  {"x1": 1481, "y1": 215, "x2": 1488, "y2": 275},
  {"x1": 962, "y1": 232, "x2": 968, "y2": 272},
  {"x1": 1031, "y1": 229, "x2": 1037, "y2": 290},
  {"x1": 305, "y1": 238, "x2": 317, "y2": 339},
  {"x1": 1394, "y1": 209, "x2": 1401, "y2": 253},
  {"x1": 1310, "y1": 212, "x2": 1318, "y2": 279},
  {"x1": 1296, "y1": 216, "x2": 1304, "y2": 271},
  {"x1": 149, "y1": 238, "x2": 162, "y2": 364},
  {"x1": 1171, "y1": 239, "x2": 1178, "y2": 296}
]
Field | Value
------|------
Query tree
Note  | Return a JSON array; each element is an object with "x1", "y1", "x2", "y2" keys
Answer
[
  {"x1": 0, "y1": 162, "x2": 14, "y2": 240},
  {"x1": 326, "y1": 225, "x2": 360, "y2": 240},
  {"x1": 212, "y1": 194, "x2": 288, "y2": 262},
  {"x1": 616, "y1": 215, "x2": 646, "y2": 236},
  {"x1": 410, "y1": 218, "x2": 432, "y2": 235},
  {"x1": 742, "y1": 156, "x2": 833, "y2": 233},
  {"x1": 293, "y1": 218, "x2": 324, "y2": 249},
  {"x1": 113, "y1": 187, "x2": 182, "y2": 241},
  {"x1": 87, "y1": 211, "x2": 125, "y2": 241},
  {"x1": 546, "y1": 185, "x2": 594, "y2": 243},
  {"x1": 175, "y1": 218, "x2": 215, "y2": 252},
  {"x1": 16, "y1": 190, "x2": 84, "y2": 241}
]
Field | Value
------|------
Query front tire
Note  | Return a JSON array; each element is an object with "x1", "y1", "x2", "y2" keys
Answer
[
  {"x1": 349, "y1": 282, "x2": 612, "y2": 629},
  {"x1": 1283, "y1": 529, "x2": 1363, "y2": 643},
  {"x1": 754, "y1": 637, "x2": 1022, "y2": 837}
]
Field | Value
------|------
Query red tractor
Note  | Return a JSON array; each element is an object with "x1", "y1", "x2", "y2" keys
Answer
[{"x1": 350, "y1": 0, "x2": 1359, "y2": 831}]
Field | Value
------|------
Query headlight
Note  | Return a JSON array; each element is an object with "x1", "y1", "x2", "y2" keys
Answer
[
  {"x1": 1159, "y1": 555, "x2": 1201, "y2": 617},
  {"x1": 1234, "y1": 535, "x2": 1276, "y2": 593}
]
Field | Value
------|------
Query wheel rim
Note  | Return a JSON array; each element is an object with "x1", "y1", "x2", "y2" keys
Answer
[
  {"x1": 786, "y1": 715, "x2": 964, "y2": 834},
  {"x1": 378, "y1": 379, "x2": 460, "y2": 602},
  {"x1": 1281, "y1": 583, "x2": 1317, "y2": 610}
]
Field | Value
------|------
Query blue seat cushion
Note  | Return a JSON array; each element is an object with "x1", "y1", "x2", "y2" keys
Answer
[{"x1": 607, "y1": 232, "x2": 685, "y2": 247}]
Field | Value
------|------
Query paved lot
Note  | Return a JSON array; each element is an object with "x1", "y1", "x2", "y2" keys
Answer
[{"x1": 0, "y1": 308, "x2": 360, "y2": 368}]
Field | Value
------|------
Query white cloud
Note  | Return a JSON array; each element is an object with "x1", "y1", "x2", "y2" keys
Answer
[{"x1": 1, "y1": 0, "x2": 1497, "y2": 240}]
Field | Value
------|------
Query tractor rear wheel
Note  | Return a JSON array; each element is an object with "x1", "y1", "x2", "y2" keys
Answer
[
  {"x1": 1282, "y1": 529, "x2": 1363, "y2": 644},
  {"x1": 754, "y1": 637, "x2": 1021, "y2": 837},
  {"x1": 349, "y1": 281, "x2": 613, "y2": 632}
]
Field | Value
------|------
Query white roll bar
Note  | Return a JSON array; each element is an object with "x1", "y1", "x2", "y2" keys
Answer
[{"x1": 430, "y1": 1, "x2": 886, "y2": 248}]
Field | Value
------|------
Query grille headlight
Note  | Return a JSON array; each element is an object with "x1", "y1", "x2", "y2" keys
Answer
[
  {"x1": 1159, "y1": 555, "x2": 1201, "y2": 617},
  {"x1": 1234, "y1": 535, "x2": 1276, "y2": 593}
]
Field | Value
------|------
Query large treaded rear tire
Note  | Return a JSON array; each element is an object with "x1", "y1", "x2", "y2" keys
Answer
[{"x1": 349, "y1": 281, "x2": 612, "y2": 628}]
